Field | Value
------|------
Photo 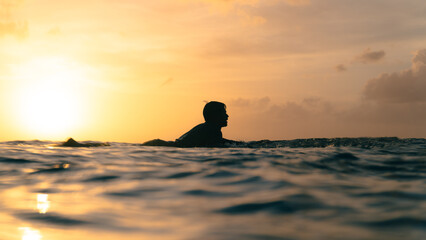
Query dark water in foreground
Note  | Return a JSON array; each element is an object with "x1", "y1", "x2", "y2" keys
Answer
[{"x1": 0, "y1": 138, "x2": 425, "y2": 240}]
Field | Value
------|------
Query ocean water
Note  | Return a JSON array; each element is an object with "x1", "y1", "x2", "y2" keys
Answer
[{"x1": 0, "y1": 138, "x2": 425, "y2": 240}]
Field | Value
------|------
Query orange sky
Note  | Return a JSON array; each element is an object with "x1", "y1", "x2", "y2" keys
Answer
[{"x1": 1, "y1": 0, "x2": 426, "y2": 142}]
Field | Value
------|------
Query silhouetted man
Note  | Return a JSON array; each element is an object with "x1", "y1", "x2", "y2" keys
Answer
[{"x1": 175, "y1": 101, "x2": 233, "y2": 147}]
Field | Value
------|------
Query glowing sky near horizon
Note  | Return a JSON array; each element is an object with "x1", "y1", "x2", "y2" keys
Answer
[{"x1": 1, "y1": 0, "x2": 426, "y2": 142}]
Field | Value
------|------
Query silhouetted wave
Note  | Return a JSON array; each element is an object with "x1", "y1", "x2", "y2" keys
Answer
[{"x1": 142, "y1": 137, "x2": 426, "y2": 149}]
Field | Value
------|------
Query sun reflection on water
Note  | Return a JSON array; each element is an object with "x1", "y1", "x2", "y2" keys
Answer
[
  {"x1": 36, "y1": 194, "x2": 50, "y2": 214},
  {"x1": 19, "y1": 227, "x2": 42, "y2": 240}
]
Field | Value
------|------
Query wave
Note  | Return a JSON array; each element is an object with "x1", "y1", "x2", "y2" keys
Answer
[
  {"x1": 142, "y1": 137, "x2": 426, "y2": 148},
  {"x1": 2, "y1": 137, "x2": 425, "y2": 149}
]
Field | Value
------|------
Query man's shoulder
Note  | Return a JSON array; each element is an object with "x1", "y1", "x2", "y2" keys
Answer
[
  {"x1": 192, "y1": 122, "x2": 208, "y2": 130},
  {"x1": 177, "y1": 123, "x2": 205, "y2": 141},
  {"x1": 185, "y1": 123, "x2": 209, "y2": 134},
  {"x1": 176, "y1": 122, "x2": 222, "y2": 147},
  {"x1": 190, "y1": 122, "x2": 220, "y2": 134}
]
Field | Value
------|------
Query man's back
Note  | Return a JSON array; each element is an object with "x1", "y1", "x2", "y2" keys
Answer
[{"x1": 176, "y1": 123, "x2": 223, "y2": 147}]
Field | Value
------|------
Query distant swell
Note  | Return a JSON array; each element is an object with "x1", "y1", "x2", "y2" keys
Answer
[
  {"x1": 231, "y1": 137, "x2": 426, "y2": 148},
  {"x1": 142, "y1": 137, "x2": 426, "y2": 149}
]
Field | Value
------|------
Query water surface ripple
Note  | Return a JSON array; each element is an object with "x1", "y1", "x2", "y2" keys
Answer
[{"x1": 0, "y1": 138, "x2": 425, "y2": 240}]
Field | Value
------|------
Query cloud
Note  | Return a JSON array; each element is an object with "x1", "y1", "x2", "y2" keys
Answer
[
  {"x1": 224, "y1": 49, "x2": 426, "y2": 139},
  {"x1": 227, "y1": 96, "x2": 426, "y2": 140},
  {"x1": 0, "y1": 21, "x2": 28, "y2": 38},
  {"x1": 161, "y1": 77, "x2": 174, "y2": 87},
  {"x1": 230, "y1": 97, "x2": 270, "y2": 109},
  {"x1": 354, "y1": 48, "x2": 386, "y2": 63},
  {"x1": 199, "y1": 37, "x2": 251, "y2": 58},
  {"x1": 236, "y1": 9, "x2": 266, "y2": 26},
  {"x1": 412, "y1": 48, "x2": 426, "y2": 69},
  {"x1": 198, "y1": 0, "x2": 311, "y2": 7},
  {"x1": 335, "y1": 64, "x2": 347, "y2": 72},
  {"x1": 191, "y1": 0, "x2": 310, "y2": 26},
  {"x1": 201, "y1": 0, "x2": 266, "y2": 26},
  {"x1": 0, "y1": 0, "x2": 27, "y2": 39},
  {"x1": 47, "y1": 27, "x2": 62, "y2": 36},
  {"x1": 364, "y1": 49, "x2": 426, "y2": 103},
  {"x1": 227, "y1": 97, "x2": 339, "y2": 139},
  {"x1": 283, "y1": 0, "x2": 311, "y2": 6},
  {"x1": 193, "y1": 0, "x2": 259, "y2": 13}
]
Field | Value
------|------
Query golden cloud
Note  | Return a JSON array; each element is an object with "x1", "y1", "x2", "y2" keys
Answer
[
  {"x1": 364, "y1": 49, "x2": 426, "y2": 103},
  {"x1": 0, "y1": 0, "x2": 27, "y2": 39}
]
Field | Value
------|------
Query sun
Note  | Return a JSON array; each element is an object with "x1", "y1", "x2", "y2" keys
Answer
[{"x1": 10, "y1": 57, "x2": 88, "y2": 139}]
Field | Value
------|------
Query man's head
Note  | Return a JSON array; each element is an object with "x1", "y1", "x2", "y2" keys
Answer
[{"x1": 203, "y1": 101, "x2": 228, "y2": 127}]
